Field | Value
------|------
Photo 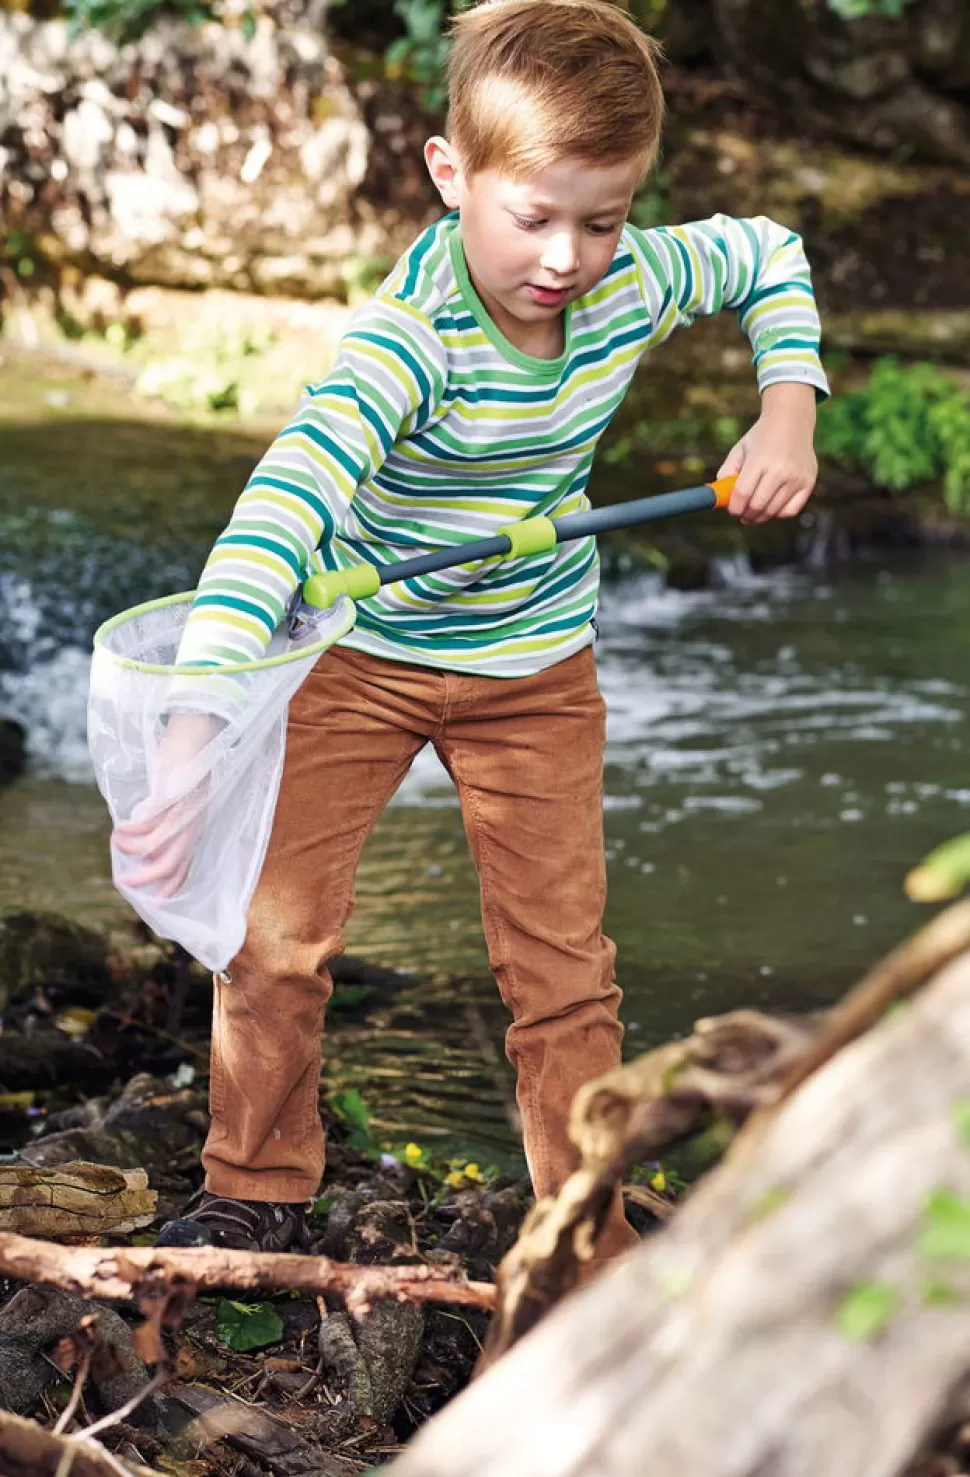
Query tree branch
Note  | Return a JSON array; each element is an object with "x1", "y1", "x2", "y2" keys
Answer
[{"x1": 0, "y1": 1234, "x2": 496, "y2": 1321}]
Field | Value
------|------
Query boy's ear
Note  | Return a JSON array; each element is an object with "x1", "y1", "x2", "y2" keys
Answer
[{"x1": 424, "y1": 135, "x2": 464, "y2": 209}]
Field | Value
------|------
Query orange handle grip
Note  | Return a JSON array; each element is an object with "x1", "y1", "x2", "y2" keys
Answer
[{"x1": 707, "y1": 475, "x2": 738, "y2": 510}]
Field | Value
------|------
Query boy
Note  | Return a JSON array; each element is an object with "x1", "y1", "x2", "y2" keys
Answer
[{"x1": 118, "y1": 0, "x2": 826, "y2": 1260}]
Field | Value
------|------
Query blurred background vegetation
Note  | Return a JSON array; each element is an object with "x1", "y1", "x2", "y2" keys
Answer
[{"x1": 2, "y1": 0, "x2": 969, "y2": 518}]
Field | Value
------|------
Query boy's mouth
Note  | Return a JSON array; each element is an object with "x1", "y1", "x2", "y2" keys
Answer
[{"x1": 525, "y1": 283, "x2": 572, "y2": 307}]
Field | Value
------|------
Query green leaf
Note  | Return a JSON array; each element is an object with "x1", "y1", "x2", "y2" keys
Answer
[
  {"x1": 919, "y1": 1189, "x2": 970, "y2": 1259},
  {"x1": 216, "y1": 1299, "x2": 285, "y2": 1352},
  {"x1": 329, "y1": 983, "x2": 378, "y2": 1013},
  {"x1": 750, "y1": 1185, "x2": 790, "y2": 1220},
  {"x1": 905, "y1": 833, "x2": 970, "y2": 902},
  {"x1": 952, "y1": 1100, "x2": 970, "y2": 1152},
  {"x1": 835, "y1": 1282, "x2": 898, "y2": 1341},
  {"x1": 826, "y1": 0, "x2": 919, "y2": 17},
  {"x1": 923, "y1": 1280, "x2": 960, "y2": 1307},
  {"x1": 331, "y1": 1088, "x2": 371, "y2": 1133}
]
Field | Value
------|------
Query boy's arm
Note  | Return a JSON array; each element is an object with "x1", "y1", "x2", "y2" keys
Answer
[
  {"x1": 175, "y1": 298, "x2": 447, "y2": 676},
  {"x1": 112, "y1": 300, "x2": 446, "y2": 895},
  {"x1": 627, "y1": 214, "x2": 827, "y2": 522}
]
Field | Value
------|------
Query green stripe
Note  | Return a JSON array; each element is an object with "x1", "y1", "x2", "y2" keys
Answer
[{"x1": 170, "y1": 211, "x2": 826, "y2": 678}]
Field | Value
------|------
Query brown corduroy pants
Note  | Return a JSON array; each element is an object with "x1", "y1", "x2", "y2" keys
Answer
[{"x1": 202, "y1": 641, "x2": 637, "y2": 1257}]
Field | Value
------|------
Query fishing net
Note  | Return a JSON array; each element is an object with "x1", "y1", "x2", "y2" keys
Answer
[{"x1": 88, "y1": 591, "x2": 355, "y2": 971}]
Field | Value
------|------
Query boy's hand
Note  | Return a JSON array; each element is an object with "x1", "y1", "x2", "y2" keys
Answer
[
  {"x1": 717, "y1": 382, "x2": 818, "y2": 526},
  {"x1": 112, "y1": 711, "x2": 220, "y2": 900}
]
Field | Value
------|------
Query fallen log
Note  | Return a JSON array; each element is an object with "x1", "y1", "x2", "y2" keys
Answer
[
  {"x1": 484, "y1": 898, "x2": 970, "y2": 1362},
  {"x1": 0, "y1": 1162, "x2": 156, "y2": 1238},
  {"x1": 389, "y1": 908, "x2": 970, "y2": 1477}
]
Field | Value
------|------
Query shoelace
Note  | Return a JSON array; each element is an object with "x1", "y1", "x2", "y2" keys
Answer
[{"x1": 183, "y1": 1193, "x2": 270, "y2": 1238}]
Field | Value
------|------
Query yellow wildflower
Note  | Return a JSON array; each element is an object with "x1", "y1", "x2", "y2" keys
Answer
[
  {"x1": 404, "y1": 1143, "x2": 424, "y2": 1165},
  {"x1": 445, "y1": 1162, "x2": 483, "y2": 1188},
  {"x1": 650, "y1": 1170, "x2": 666, "y2": 1192}
]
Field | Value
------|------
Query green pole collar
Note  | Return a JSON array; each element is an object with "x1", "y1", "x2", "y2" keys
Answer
[
  {"x1": 303, "y1": 564, "x2": 381, "y2": 609},
  {"x1": 497, "y1": 515, "x2": 557, "y2": 560}
]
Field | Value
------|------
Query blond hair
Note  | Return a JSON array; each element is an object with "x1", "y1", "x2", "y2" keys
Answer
[{"x1": 447, "y1": 0, "x2": 664, "y2": 178}]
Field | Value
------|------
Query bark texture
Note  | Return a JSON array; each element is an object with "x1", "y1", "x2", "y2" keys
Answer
[
  {"x1": 389, "y1": 936, "x2": 970, "y2": 1477},
  {"x1": 0, "y1": 1161, "x2": 156, "y2": 1237}
]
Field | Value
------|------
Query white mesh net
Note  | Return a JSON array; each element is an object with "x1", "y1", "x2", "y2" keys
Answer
[{"x1": 87, "y1": 592, "x2": 355, "y2": 970}]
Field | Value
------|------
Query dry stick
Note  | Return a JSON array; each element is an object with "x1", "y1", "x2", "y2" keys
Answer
[
  {"x1": 0, "y1": 1409, "x2": 158, "y2": 1477},
  {"x1": 53, "y1": 1348, "x2": 94, "y2": 1437},
  {"x1": 54, "y1": 1446, "x2": 78, "y2": 1477},
  {"x1": 76, "y1": 1446, "x2": 136, "y2": 1477},
  {"x1": 0, "y1": 1234, "x2": 497, "y2": 1314},
  {"x1": 74, "y1": 1370, "x2": 170, "y2": 1443}
]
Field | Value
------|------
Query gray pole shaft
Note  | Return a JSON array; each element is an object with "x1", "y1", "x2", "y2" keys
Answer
[{"x1": 375, "y1": 484, "x2": 718, "y2": 588}]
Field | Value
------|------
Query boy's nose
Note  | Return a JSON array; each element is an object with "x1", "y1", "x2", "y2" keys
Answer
[{"x1": 539, "y1": 231, "x2": 580, "y2": 278}]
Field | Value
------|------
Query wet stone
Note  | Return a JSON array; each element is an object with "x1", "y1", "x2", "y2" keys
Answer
[
  {"x1": 0, "y1": 908, "x2": 110, "y2": 1012},
  {"x1": 0, "y1": 721, "x2": 25, "y2": 788}
]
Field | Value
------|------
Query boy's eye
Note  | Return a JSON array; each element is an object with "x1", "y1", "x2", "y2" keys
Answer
[
  {"x1": 512, "y1": 214, "x2": 546, "y2": 231},
  {"x1": 587, "y1": 222, "x2": 619, "y2": 235}
]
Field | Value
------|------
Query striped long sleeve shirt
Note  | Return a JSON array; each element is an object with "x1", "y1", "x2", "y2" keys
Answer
[{"x1": 177, "y1": 212, "x2": 828, "y2": 678}]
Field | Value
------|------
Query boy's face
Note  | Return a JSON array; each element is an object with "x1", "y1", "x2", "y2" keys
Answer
[{"x1": 425, "y1": 142, "x2": 643, "y2": 351}]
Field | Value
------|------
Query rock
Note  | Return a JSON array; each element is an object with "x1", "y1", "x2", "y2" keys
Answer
[
  {"x1": 435, "y1": 1183, "x2": 532, "y2": 1279},
  {"x1": 0, "y1": 1160, "x2": 156, "y2": 1237},
  {"x1": 0, "y1": 5, "x2": 436, "y2": 301},
  {"x1": 0, "y1": 909, "x2": 110, "y2": 1014},
  {"x1": 0, "y1": 721, "x2": 26, "y2": 787},
  {"x1": 20, "y1": 1073, "x2": 208, "y2": 1199},
  {"x1": 0, "y1": 1286, "x2": 149, "y2": 1418},
  {"x1": 824, "y1": 309, "x2": 970, "y2": 363},
  {"x1": 318, "y1": 1300, "x2": 425, "y2": 1426},
  {"x1": 0, "y1": 1032, "x2": 117, "y2": 1094},
  {"x1": 707, "y1": 0, "x2": 970, "y2": 166}
]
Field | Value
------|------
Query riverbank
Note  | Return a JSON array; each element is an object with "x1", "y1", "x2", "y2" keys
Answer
[
  {"x1": 2, "y1": 342, "x2": 969, "y2": 1161},
  {"x1": 2, "y1": 338, "x2": 968, "y2": 597},
  {"x1": 0, "y1": 911, "x2": 666, "y2": 1473}
]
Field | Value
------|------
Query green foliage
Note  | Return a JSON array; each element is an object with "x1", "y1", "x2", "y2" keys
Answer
[
  {"x1": 330, "y1": 1086, "x2": 382, "y2": 1156},
  {"x1": 602, "y1": 413, "x2": 740, "y2": 474},
  {"x1": 63, "y1": 0, "x2": 219, "y2": 42},
  {"x1": 919, "y1": 1189, "x2": 970, "y2": 1260},
  {"x1": 340, "y1": 254, "x2": 395, "y2": 307},
  {"x1": 750, "y1": 1184, "x2": 790, "y2": 1220},
  {"x1": 216, "y1": 1299, "x2": 285, "y2": 1352},
  {"x1": 385, "y1": 0, "x2": 472, "y2": 111},
  {"x1": 953, "y1": 1100, "x2": 970, "y2": 1152},
  {"x1": 905, "y1": 832, "x2": 970, "y2": 902},
  {"x1": 835, "y1": 1282, "x2": 899, "y2": 1341},
  {"x1": 2, "y1": 231, "x2": 37, "y2": 281},
  {"x1": 923, "y1": 1280, "x2": 960, "y2": 1307},
  {"x1": 826, "y1": 0, "x2": 920, "y2": 17},
  {"x1": 817, "y1": 358, "x2": 970, "y2": 512},
  {"x1": 628, "y1": 168, "x2": 670, "y2": 233},
  {"x1": 135, "y1": 322, "x2": 271, "y2": 416}
]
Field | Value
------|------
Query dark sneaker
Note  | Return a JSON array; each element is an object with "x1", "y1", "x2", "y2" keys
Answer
[{"x1": 155, "y1": 1189, "x2": 311, "y2": 1253}]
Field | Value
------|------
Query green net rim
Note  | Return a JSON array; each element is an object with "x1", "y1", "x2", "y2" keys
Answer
[{"x1": 92, "y1": 591, "x2": 356, "y2": 676}]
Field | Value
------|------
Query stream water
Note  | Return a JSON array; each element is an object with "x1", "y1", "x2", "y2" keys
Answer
[{"x1": 1, "y1": 353, "x2": 968, "y2": 1168}]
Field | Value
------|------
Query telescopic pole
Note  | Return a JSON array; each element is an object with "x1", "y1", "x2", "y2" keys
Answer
[{"x1": 302, "y1": 476, "x2": 736, "y2": 611}]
